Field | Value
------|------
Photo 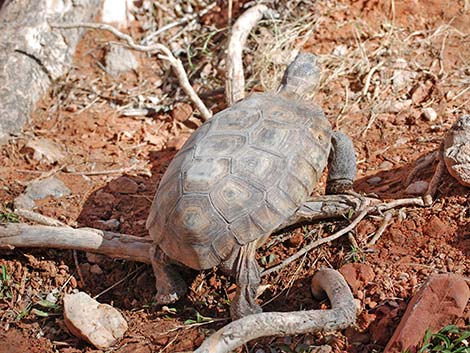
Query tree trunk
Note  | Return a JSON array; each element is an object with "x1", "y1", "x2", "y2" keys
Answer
[{"x1": 0, "y1": 0, "x2": 101, "y2": 144}]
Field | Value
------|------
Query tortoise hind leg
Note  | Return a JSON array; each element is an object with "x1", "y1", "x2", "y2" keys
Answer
[
  {"x1": 150, "y1": 245, "x2": 187, "y2": 304},
  {"x1": 226, "y1": 241, "x2": 262, "y2": 319},
  {"x1": 326, "y1": 131, "x2": 357, "y2": 194}
]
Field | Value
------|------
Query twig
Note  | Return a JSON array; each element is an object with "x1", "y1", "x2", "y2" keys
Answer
[
  {"x1": 194, "y1": 268, "x2": 356, "y2": 353},
  {"x1": 73, "y1": 250, "x2": 85, "y2": 286},
  {"x1": 262, "y1": 196, "x2": 425, "y2": 277},
  {"x1": 52, "y1": 22, "x2": 212, "y2": 121},
  {"x1": 367, "y1": 210, "x2": 393, "y2": 246},
  {"x1": 141, "y1": 3, "x2": 217, "y2": 44},
  {"x1": 225, "y1": 5, "x2": 278, "y2": 105},
  {"x1": 14, "y1": 208, "x2": 67, "y2": 227},
  {"x1": 262, "y1": 207, "x2": 369, "y2": 277},
  {"x1": 94, "y1": 265, "x2": 144, "y2": 299},
  {"x1": 64, "y1": 163, "x2": 148, "y2": 176}
]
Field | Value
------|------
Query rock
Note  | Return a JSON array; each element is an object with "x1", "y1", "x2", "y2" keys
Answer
[
  {"x1": 339, "y1": 263, "x2": 375, "y2": 294},
  {"x1": 14, "y1": 194, "x2": 36, "y2": 210},
  {"x1": 443, "y1": 115, "x2": 470, "y2": 187},
  {"x1": 94, "y1": 218, "x2": 120, "y2": 231},
  {"x1": 388, "y1": 99, "x2": 412, "y2": 113},
  {"x1": 422, "y1": 107, "x2": 437, "y2": 122},
  {"x1": 367, "y1": 176, "x2": 382, "y2": 185},
  {"x1": 23, "y1": 138, "x2": 66, "y2": 164},
  {"x1": 384, "y1": 273, "x2": 470, "y2": 353},
  {"x1": 24, "y1": 176, "x2": 71, "y2": 200},
  {"x1": 105, "y1": 44, "x2": 139, "y2": 77},
  {"x1": 411, "y1": 80, "x2": 433, "y2": 105},
  {"x1": 392, "y1": 59, "x2": 416, "y2": 92},
  {"x1": 171, "y1": 102, "x2": 193, "y2": 122},
  {"x1": 101, "y1": 0, "x2": 134, "y2": 28},
  {"x1": 86, "y1": 252, "x2": 105, "y2": 264},
  {"x1": 89, "y1": 264, "x2": 103, "y2": 275},
  {"x1": 108, "y1": 177, "x2": 139, "y2": 194},
  {"x1": 63, "y1": 292, "x2": 128, "y2": 349},
  {"x1": 379, "y1": 161, "x2": 394, "y2": 170},
  {"x1": 405, "y1": 180, "x2": 429, "y2": 195}
]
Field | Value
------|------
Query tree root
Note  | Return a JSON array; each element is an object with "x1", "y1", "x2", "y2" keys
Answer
[
  {"x1": 193, "y1": 268, "x2": 356, "y2": 353},
  {"x1": 225, "y1": 5, "x2": 278, "y2": 105}
]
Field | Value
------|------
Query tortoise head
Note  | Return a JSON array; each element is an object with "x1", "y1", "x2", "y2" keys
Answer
[{"x1": 277, "y1": 53, "x2": 320, "y2": 99}]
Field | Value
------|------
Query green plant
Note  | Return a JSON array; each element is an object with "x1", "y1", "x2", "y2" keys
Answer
[
  {"x1": 0, "y1": 265, "x2": 13, "y2": 299},
  {"x1": 417, "y1": 325, "x2": 470, "y2": 353},
  {"x1": 184, "y1": 311, "x2": 214, "y2": 325},
  {"x1": 0, "y1": 209, "x2": 19, "y2": 223}
]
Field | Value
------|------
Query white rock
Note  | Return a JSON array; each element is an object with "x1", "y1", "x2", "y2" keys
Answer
[
  {"x1": 63, "y1": 292, "x2": 127, "y2": 349},
  {"x1": 405, "y1": 181, "x2": 429, "y2": 195},
  {"x1": 332, "y1": 44, "x2": 348, "y2": 56},
  {"x1": 105, "y1": 44, "x2": 139, "y2": 77},
  {"x1": 422, "y1": 107, "x2": 437, "y2": 122},
  {"x1": 101, "y1": 0, "x2": 134, "y2": 28},
  {"x1": 388, "y1": 99, "x2": 412, "y2": 113},
  {"x1": 24, "y1": 138, "x2": 66, "y2": 164}
]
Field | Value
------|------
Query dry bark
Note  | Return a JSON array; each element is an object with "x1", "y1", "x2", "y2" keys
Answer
[
  {"x1": 0, "y1": 0, "x2": 100, "y2": 144},
  {"x1": 194, "y1": 268, "x2": 357, "y2": 353},
  {"x1": 0, "y1": 223, "x2": 152, "y2": 264}
]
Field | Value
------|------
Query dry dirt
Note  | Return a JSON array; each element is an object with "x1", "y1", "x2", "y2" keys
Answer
[{"x1": 0, "y1": 0, "x2": 469, "y2": 352}]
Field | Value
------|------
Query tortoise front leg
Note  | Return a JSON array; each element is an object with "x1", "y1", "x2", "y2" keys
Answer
[
  {"x1": 228, "y1": 240, "x2": 262, "y2": 319},
  {"x1": 150, "y1": 245, "x2": 187, "y2": 304},
  {"x1": 326, "y1": 131, "x2": 357, "y2": 194}
]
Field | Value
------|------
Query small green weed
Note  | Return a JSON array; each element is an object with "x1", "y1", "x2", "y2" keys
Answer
[
  {"x1": 0, "y1": 210, "x2": 19, "y2": 223},
  {"x1": 0, "y1": 265, "x2": 13, "y2": 300},
  {"x1": 416, "y1": 325, "x2": 470, "y2": 353},
  {"x1": 184, "y1": 311, "x2": 214, "y2": 325}
]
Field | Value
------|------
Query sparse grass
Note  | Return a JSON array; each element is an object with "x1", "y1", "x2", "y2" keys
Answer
[
  {"x1": 0, "y1": 204, "x2": 19, "y2": 223},
  {"x1": 415, "y1": 325, "x2": 470, "y2": 353}
]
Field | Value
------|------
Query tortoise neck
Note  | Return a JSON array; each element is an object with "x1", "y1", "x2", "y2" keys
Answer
[{"x1": 277, "y1": 84, "x2": 304, "y2": 100}]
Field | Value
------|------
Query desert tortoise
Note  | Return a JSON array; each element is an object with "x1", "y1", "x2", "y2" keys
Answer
[{"x1": 146, "y1": 53, "x2": 357, "y2": 319}]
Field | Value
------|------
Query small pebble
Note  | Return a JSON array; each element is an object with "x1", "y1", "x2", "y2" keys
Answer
[
  {"x1": 422, "y1": 107, "x2": 437, "y2": 122},
  {"x1": 367, "y1": 176, "x2": 382, "y2": 185},
  {"x1": 405, "y1": 180, "x2": 429, "y2": 195},
  {"x1": 379, "y1": 161, "x2": 394, "y2": 170}
]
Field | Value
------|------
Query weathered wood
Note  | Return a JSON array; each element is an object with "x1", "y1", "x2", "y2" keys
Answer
[
  {"x1": 194, "y1": 268, "x2": 357, "y2": 353},
  {"x1": 225, "y1": 5, "x2": 277, "y2": 105},
  {"x1": 0, "y1": 223, "x2": 152, "y2": 264},
  {"x1": 0, "y1": 0, "x2": 100, "y2": 144}
]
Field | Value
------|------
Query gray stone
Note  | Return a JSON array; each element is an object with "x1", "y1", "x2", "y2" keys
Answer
[
  {"x1": 24, "y1": 176, "x2": 71, "y2": 200},
  {"x1": 405, "y1": 180, "x2": 428, "y2": 195},
  {"x1": 367, "y1": 176, "x2": 382, "y2": 185},
  {"x1": 105, "y1": 44, "x2": 139, "y2": 77},
  {"x1": 14, "y1": 194, "x2": 36, "y2": 210}
]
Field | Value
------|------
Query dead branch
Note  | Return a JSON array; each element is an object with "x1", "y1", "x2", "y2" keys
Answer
[
  {"x1": 14, "y1": 208, "x2": 67, "y2": 227},
  {"x1": 52, "y1": 22, "x2": 212, "y2": 121},
  {"x1": 262, "y1": 196, "x2": 425, "y2": 276},
  {"x1": 367, "y1": 210, "x2": 393, "y2": 247},
  {"x1": 194, "y1": 268, "x2": 356, "y2": 353},
  {"x1": 0, "y1": 223, "x2": 152, "y2": 264},
  {"x1": 226, "y1": 5, "x2": 278, "y2": 105},
  {"x1": 262, "y1": 207, "x2": 370, "y2": 277},
  {"x1": 141, "y1": 3, "x2": 217, "y2": 44}
]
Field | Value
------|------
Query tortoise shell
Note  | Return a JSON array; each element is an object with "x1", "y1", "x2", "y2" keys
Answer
[{"x1": 146, "y1": 93, "x2": 332, "y2": 269}]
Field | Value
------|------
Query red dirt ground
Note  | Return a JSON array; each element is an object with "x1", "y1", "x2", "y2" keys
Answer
[{"x1": 0, "y1": 1, "x2": 469, "y2": 352}]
